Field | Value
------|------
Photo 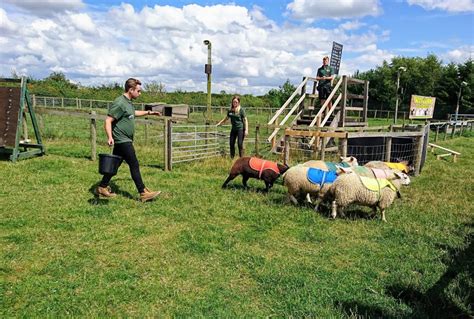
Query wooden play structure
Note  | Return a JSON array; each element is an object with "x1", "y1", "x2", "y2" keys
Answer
[
  {"x1": 428, "y1": 143, "x2": 460, "y2": 162},
  {"x1": 0, "y1": 77, "x2": 45, "y2": 162},
  {"x1": 267, "y1": 75, "x2": 369, "y2": 152}
]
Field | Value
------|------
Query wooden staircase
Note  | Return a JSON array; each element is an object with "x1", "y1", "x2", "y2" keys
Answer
[{"x1": 267, "y1": 75, "x2": 369, "y2": 153}]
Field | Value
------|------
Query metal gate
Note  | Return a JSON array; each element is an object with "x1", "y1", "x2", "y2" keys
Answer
[{"x1": 169, "y1": 124, "x2": 227, "y2": 168}]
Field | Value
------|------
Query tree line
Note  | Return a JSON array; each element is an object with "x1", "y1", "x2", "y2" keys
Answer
[{"x1": 12, "y1": 54, "x2": 473, "y2": 119}]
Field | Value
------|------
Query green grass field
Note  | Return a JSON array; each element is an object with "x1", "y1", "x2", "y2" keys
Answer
[{"x1": 1, "y1": 113, "x2": 472, "y2": 317}]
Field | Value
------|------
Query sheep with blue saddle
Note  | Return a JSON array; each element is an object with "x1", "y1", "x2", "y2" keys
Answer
[{"x1": 283, "y1": 157, "x2": 359, "y2": 210}]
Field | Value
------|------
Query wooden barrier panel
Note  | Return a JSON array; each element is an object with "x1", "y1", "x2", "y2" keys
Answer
[{"x1": 0, "y1": 87, "x2": 21, "y2": 147}]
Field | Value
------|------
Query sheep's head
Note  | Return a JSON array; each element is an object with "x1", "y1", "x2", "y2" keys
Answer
[
  {"x1": 394, "y1": 171, "x2": 411, "y2": 185},
  {"x1": 340, "y1": 156, "x2": 358, "y2": 167},
  {"x1": 277, "y1": 163, "x2": 290, "y2": 175}
]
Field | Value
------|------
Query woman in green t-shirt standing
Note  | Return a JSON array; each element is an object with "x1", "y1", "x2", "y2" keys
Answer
[{"x1": 216, "y1": 95, "x2": 248, "y2": 158}]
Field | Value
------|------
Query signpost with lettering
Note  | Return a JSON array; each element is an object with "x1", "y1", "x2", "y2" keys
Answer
[
  {"x1": 330, "y1": 42, "x2": 343, "y2": 75},
  {"x1": 409, "y1": 95, "x2": 436, "y2": 119}
]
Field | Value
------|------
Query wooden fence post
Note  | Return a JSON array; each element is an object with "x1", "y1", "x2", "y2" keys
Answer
[
  {"x1": 255, "y1": 124, "x2": 260, "y2": 156},
  {"x1": 90, "y1": 111, "x2": 97, "y2": 161},
  {"x1": 144, "y1": 119, "x2": 148, "y2": 145},
  {"x1": 284, "y1": 133, "x2": 290, "y2": 166},
  {"x1": 450, "y1": 123, "x2": 455, "y2": 139},
  {"x1": 320, "y1": 136, "x2": 326, "y2": 161},
  {"x1": 340, "y1": 137, "x2": 348, "y2": 158},
  {"x1": 385, "y1": 136, "x2": 392, "y2": 162},
  {"x1": 459, "y1": 121, "x2": 464, "y2": 137},
  {"x1": 164, "y1": 119, "x2": 172, "y2": 171},
  {"x1": 414, "y1": 135, "x2": 423, "y2": 176},
  {"x1": 363, "y1": 80, "x2": 369, "y2": 123}
]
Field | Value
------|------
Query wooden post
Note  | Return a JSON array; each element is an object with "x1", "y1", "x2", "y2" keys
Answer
[
  {"x1": 144, "y1": 120, "x2": 148, "y2": 145},
  {"x1": 22, "y1": 113, "x2": 28, "y2": 142},
  {"x1": 385, "y1": 137, "x2": 392, "y2": 162},
  {"x1": 255, "y1": 124, "x2": 260, "y2": 156},
  {"x1": 414, "y1": 135, "x2": 423, "y2": 176},
  {"x1": 450, "y1": 123, "x2": 455, "y2": 139},
  {"x1": 339, "y1": 75, "x2": 347, "y2": 127},
  {"x1": 164, "y1": 119, "x2": 172, "y2": 171},
  {"x1": 363, "y1": 80, "x2": 369, "y2": 123},
  {"x1": 90, "y1": 111, "x2": 97, "y2": 161},
  {"x1": 340, "y1": 137, "x2": 348, "y2": 158},
  {"x1": 284, "y1": 134, "x2": 290, "y2": 166},
  {"x1": 435, "y1": 126, "x2": 439, "y2": 142},
  {"x1": 374, "y1": 109, "x2": 377, "y2": 119},
  {"x1": 61, "y1": 97, "x2": 64, "y2": 108},
  {"x1": 459, "y1": 121, "x2": 464, "y2": 137},
  {"x1": 320, "y1": 137, "x2": 326, "y2": 161}
]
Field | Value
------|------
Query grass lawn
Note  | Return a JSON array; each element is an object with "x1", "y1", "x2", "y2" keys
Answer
[{"x1": 1, "y1": 115, "x2": 473, "y2": 317}]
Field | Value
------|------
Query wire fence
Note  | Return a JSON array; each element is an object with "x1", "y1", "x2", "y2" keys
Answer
[{"x1": 32, "y1": 95, "x2": 420, "y2": 121}]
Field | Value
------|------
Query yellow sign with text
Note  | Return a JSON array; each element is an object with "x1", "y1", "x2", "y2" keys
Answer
[{"x1": 409, "y1": 95, "x2": 436, "y2": 119}]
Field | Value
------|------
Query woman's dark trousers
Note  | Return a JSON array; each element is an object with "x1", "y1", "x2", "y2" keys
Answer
[{"x1": 229, "y1": 129, "x2": 244, "y2": 158}]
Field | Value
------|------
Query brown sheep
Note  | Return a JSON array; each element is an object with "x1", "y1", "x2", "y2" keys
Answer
[{"x1": 222, "y1": 157, "x2": 289, "y2": 192}]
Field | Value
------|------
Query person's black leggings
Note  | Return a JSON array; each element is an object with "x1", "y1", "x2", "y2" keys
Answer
[
  {"x1": 229, "y1": 129, "x2": 244, "y2": 158},
  {"x1": 100, "y1": 142, "x2": 145, "y2": 193}
]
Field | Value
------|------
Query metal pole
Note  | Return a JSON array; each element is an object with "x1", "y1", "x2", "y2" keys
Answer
[
  {"x1": 203, "y1": 40, "x2": 212, "y2": 121},
  {"x1": 394, "y1": 67, "x2": 406, "y2": 124},
  {"x1": 394, "y1": 70, "x2": 400, "y2": 124}
]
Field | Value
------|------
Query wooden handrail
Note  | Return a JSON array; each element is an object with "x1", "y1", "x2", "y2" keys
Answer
[
  {"x1": 268, "y1": 77, "x2": 309, "y2": 125},
  {"x1": 267, "y1": 93, "x2": 306, "y2": 142},
  {"x1": 320, "y1": 93, "x2": 342, "y2": 127},
  {"x1": 309, "y1": 77, "x2": 343, "y2": 127}
]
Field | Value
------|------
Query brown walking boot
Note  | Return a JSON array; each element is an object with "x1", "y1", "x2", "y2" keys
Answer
[
  {"x1": 95, "y1": 186, "x2": 117, "y2": 198},
  {"x1": 140, "y1": 187, "x2": 161, "y2": 202}
]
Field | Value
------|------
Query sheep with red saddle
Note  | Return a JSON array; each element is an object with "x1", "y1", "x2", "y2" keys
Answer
[{"x1": 222, "y1": 157, "x2": 289, "y2": 192}]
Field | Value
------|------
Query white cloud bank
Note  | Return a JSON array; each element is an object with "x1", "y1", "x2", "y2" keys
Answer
[
  {"x1": 287, "y1": 0, "x2": 382, "y2": 22},
  {"x1": 407, "y1": 0, "x2": 474, "y2": 12},
  {"x1": 0, "y1": 2, "x2": 471, "y2": 95}
]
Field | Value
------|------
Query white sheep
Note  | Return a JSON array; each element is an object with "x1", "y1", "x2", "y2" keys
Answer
[
  {"x1": 283, "y1": 165, "x2": 336, "y2": 210},
  {"x1": 329, "y1": 170, "x2": 411, "y2": 222},
  {"x1": 303, "y1": 156, "x2": 359, "y2": 170},
  {"x1": 283, "y1": 160, "x2": 359, "y2": 210},
  {"x1": 364, "y1": 160, "x2": 413, "y2": 174}
]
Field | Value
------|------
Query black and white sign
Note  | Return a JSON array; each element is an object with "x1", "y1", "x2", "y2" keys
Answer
[{"x1": 330, "y1": 42, "x2": 343, "y2": 75}]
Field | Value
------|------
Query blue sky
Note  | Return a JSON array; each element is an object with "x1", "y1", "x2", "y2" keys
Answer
[{"x1": 0, "y1": 0, "x2": 472, "y2": 94}]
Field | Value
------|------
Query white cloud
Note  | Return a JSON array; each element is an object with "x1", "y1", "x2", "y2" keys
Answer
[
  {"x1": 287, "y1": 0, "x2": 382, "y2": 22},
  {"x1": 0, "y1": 8, "x2": 17, "y2": 32},
  {"x1": 3, "y1": 0, "x2": 85, "y2": 16},
  {"x1": 407, "y1": 0, "x2": 474, "y2": 12},
  {"x1": 69, "y1": 13, "x2": 96, "y2": 34},
  {"x1": 0, "y1": 2, "x2": 470, "y2": 94},
  {"x1": 441, "y1": 46, "x2": 474, "y2": 62}
]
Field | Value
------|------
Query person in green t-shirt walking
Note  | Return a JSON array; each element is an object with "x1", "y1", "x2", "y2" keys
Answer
[
  {"x1": 95, "y1": 78, "x2": 162, "y2": 202},
  {"x1": 216, "y1": 95, "x2": 249, "y2": 158},
  {"x1": 316, "y1": 56, "x2": 335, "y2": 113}
]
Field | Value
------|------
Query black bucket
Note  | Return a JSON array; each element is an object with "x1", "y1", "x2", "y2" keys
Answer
[{"x1": 98, "y1": 153, "x2": 122, "y2": 175}]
